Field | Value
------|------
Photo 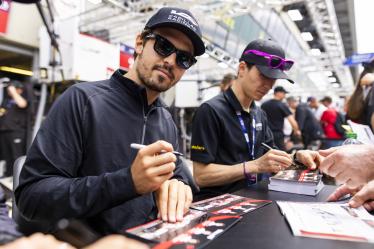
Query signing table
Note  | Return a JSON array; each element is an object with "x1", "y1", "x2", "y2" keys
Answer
[{"x1": 203, "y1": 181, "x2": 373, "y2": 249}]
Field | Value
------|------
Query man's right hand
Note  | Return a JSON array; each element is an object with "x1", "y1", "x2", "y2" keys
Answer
[
  {"x1": 131, "y1": 140, "x2": 177, "y2": 195},
  {"x1": 251, "y1": 149, "x2": 292, "y2": 173}
]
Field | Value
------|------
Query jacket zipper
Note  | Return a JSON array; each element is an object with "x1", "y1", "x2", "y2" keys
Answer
[{"x1": 141, "y1": 106, "x2": 157, "y2": 144}]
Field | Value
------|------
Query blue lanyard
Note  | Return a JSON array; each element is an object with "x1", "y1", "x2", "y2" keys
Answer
[{"x1": 236, "y1": 111, "x2": 256, "y2": 160}]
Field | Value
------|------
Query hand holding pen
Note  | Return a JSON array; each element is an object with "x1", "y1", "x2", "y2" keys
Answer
[
  {"x1": 249, "y1": 143, "x2": 292, "y2": 173},
  {"x1": 131, "y1": 143, "x2": 183, "y2": 156},
  {"x1": 261, "y1": 143, "x2": 322, "y2": 171},
  {"x1": 130, "y1": 141, "x2": 192, "y2": 223},
  {"x1": 130, "y1": 141, "x2": 178, "y2": 195}
]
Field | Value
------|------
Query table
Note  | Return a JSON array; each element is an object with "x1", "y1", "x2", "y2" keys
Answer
[{"x1": 204, "y1": 181, "x2": 373, "y2": 249}]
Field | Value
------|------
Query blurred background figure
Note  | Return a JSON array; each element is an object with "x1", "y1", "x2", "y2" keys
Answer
[
  {"x1": 320, "y1": 96, "x2": 345, "y2": 149},
  {"x1": 220, "y1": 73, "x2": 236, "y2": 92},
  {"x1": 307, "y1": 96, "x2": 327, "y2": 122},
  {"x1": 346, "y1": 62, "x2": 374, "y2": 130},
  {"x1": 0, "y1": 80, "x2": 31, "y2": 177},
  {"x1": 261, "y1": 86, "x2": 301, "y2": 151},
  {"x1": 287, "y1": 96, "x2": 322, "y2": 150}
]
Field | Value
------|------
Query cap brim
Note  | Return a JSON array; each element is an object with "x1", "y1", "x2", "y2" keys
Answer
[
  {"x1": 149, "y1": 22, "x2": 205, "y2": 56},
  {"x1": 256, "y1": 65, "x2": 294, "y2": 84}
]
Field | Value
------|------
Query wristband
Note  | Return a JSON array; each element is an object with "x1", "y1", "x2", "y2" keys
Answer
[{"x1": 243, "y1": 161, "x2": 257, "y2": 186}]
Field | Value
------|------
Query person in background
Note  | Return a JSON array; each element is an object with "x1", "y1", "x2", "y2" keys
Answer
[
  {"x1": 307, "y1": 96, "x2": 327, "y2": 121},
  {"x1": 191, "y1": 39, "x2": 321, "y2": 198},
  {"x1": 287, "y1": 97, "x2": 322, "y2": 149},
  {"x1": 220, "y1": 73, "x2": 236, "y2": 92},
  {"x1": 319, "y1": 145, "x2": 374, "y2": 211},
  {"x1": 346, "y1": 60, "x2": 374, "y2": 128},
  {"x1": 320, "y1": 96, "x2": 344, "y2": 149},
  {"x1": 261, "y1": 86, "x2": 301, "y2": 151},
  {"x1": 0, "y1": 80, "x2": 30, "y2": 177},
  {"x1": 15, "y1": 7, "x2": 205, "y2": 235}
]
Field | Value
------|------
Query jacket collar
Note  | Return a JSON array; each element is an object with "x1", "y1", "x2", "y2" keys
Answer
[{"x1": 110, "y1": 69, "x2": 166, "y2": 109}]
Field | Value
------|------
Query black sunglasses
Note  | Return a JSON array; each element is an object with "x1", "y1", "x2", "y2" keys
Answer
[{"x1": 144, "y1": 33, "x2": 197, "y2": 69}]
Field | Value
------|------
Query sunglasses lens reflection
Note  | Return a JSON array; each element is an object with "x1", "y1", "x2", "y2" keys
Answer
[
  {"x1": 154, "y1": 36, "x2": 174, "y2": 57},
  {"x1": 152, "y1": 34, "x2": 195, "y2": 69}
]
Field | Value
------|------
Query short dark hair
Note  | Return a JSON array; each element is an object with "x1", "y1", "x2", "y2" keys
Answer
[
  {"x1": 245, "y1": 62, "x2": 254, "y2": 70},
  {"x1": 133, "y1": 28, "x2": 152, "y2": 60},
  {"x1": 237, "y1": 62, "x2": 254, "y2": 78},
  {"x1": 320, "y1": 96, "x2": 332, "y2": 104}
]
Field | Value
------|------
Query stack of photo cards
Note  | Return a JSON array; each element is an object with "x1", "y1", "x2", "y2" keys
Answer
[
  {"x1": 125, "y1": 194, "x2": 271, "y2": 249},
  {"x1": 268, "y1": 170, "x2": 324, "y2": 196}
]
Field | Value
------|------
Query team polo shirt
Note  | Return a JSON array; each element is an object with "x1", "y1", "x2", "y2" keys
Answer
[{"x1": 191, "y1": 88, "x2": 275, "y2": 195}]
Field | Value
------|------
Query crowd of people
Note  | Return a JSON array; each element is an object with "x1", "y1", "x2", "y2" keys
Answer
[{"x1": 0, "y1": 5, "x2": 373, "y2": 249}]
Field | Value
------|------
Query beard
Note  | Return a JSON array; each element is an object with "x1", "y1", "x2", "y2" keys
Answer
[{"x1": 136, "y1": 54, "x2": 176, "y2": 93}]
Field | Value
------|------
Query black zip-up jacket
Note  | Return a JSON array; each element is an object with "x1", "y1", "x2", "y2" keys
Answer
[{"x1": 15, "y1": 69, "x2": 188, "y2": 235}]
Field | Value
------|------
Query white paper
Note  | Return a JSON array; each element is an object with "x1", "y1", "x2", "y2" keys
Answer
[{"x1": 277, "y1": 201, "x2": 374, "y2": 243}]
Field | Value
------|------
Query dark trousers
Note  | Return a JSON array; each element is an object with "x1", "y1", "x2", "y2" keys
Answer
[
  {"x1": 272, "y1": 132, "x2": 286, "y2": 151},
  {"x1": 0, "y1": 130, "x2": 26, "y2": 177}
]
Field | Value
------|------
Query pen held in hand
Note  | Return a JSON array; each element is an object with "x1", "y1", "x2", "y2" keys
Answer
[
  {"x1": 130, "y1": 143, "x2": 184, "y2": 157},
  {"x1": 261, "y1": 143, "x2": 273, "y2": 151}
]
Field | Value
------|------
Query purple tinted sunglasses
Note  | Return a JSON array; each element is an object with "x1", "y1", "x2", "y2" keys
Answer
[{"x1": 244, "y1": 49, "x2": 294, "y2": 71}]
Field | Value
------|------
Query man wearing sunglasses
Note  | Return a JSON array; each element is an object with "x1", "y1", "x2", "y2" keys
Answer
[
  {"x1": 191, "y1": 39, "x2": 321, "y2": 198},
  {"x1": 15, "y1": 7, "x2": 204, "y2": 235}
]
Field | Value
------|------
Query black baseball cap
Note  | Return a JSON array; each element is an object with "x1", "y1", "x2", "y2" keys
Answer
[
  {"x1": 274, "y1": 86, "x2": 289, "y2": 94},
  {"x1": 145, "y1": 7, "x2": 205, "y2": 56},
  {"x1": 239, "y1": 39, "x2": 294, "y2": 84}
]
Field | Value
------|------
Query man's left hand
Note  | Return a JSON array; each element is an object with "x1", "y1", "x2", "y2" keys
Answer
[
  {"x1": 295, "y1": 150, "x2": 322, "y2": 170},
  {"x1": 155, "y1": 179, "x2": 192, "y2": 223}
]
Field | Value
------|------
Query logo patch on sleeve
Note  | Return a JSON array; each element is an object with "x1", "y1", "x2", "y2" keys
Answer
[{"x1": 191, "y1": 145, "x2": 205, "y2": 151}]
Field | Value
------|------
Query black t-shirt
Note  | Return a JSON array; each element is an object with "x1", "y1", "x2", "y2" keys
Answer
[
  {"x1": 190, "y1": 88, "x2": 275, "y2": 195},
  {"x1": 0, "y1": 90, "x2": 30, "y2": 131},
  {"x1": 261, "y1": 99, "x2": 292, "y2": 133},
  {"x1": 295, "y1": 103, "x2": 322, "y2": 140}
]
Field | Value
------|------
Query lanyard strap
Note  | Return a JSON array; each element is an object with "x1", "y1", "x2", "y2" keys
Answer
[
  {"x1": 236, "y1": 111, "x2": 256, "y2": 160},
  {"x1": 236, "y1": 111, "x2": 258, "y2": 185}
]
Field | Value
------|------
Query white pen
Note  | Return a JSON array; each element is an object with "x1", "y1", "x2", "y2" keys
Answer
[
  {"x1": 130, "y1": 143, "x2": 184, "y2": 157},
  {"x1": 261, "y1": 142, "x2": 273, "y2": 151}
]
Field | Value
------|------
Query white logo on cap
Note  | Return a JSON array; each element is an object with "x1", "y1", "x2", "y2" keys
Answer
[{"x1": 170, "y1": 10, "x2": 198, "y2": 26}]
